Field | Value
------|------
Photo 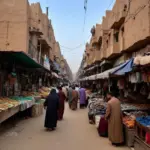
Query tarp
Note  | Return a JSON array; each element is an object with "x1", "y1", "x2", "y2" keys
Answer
[
  {"x1": 112, "y1": 58, "x2": 134, "y2": 76},
  {"x1": 96, "y1": 66, "x2": 121, "y2": 79}
]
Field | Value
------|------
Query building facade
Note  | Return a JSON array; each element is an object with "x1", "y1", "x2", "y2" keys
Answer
[
  {"x1": 79, "y1": 0, "x2": 150, "y2": 79},
  {"x1": 0, "y1": 0, "x2": 72, "y2": 81}
]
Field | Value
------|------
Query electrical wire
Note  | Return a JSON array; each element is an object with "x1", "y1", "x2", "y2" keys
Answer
[{"x1": 107, "y1": 0, "x2": 115, "y2": 10}]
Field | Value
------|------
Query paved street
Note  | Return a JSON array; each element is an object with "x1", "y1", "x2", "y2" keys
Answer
[{"x1": 0, "y1": 104, "x2": 129, "y2": 150}]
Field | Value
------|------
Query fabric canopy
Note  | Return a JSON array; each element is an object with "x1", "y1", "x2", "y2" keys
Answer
[
  {"x1": 88, "y1": 74, "x2": 97, "y2": 80},
  {"x1": 0, "y1": 51, "x2": 51, "y2": 73},
  {"x1": 112, "y1": 58, "x2": 133, "y2": 76},
  {"x1": 96, "y1": 66, "x2": 121, "y2": 79}
]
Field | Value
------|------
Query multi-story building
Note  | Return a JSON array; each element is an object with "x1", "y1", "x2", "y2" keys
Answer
[
  {"x1": 0, "y1": 0, "x2": 72, "y2": 81},
  {"x1": 79, "y1": 0, "x2": 150, "y2": 80}
]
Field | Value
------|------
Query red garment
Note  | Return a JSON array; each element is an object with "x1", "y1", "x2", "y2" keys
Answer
[
  {"x1": 98, "y1": 116, "x2": 108, "y2": 137},
  {"x1": 146, "y1": 132, "x2": 150, "y2": 144},
  {"x1": 58, "y1": 90, "x2": 66, "y2": 120}
]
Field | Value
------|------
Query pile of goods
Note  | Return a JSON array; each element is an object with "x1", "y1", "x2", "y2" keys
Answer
[
  {"x1": 11, "y1": 96, "x2": 35, "y2": 111},
  {"x1": 123, "y1": 116, "x2": 135, "y2": 128},
  {"x1": 123, "y1": 111, "x2": 148, "y2": 128},
  {"x1": 38, "y1": 87, "x2": 51, "y2": 98},
  {"x1": 0, "y1": 97, "x2": 20, "y2": 112},
  {"x1": 88, "y1": 97, "x2": 106, "y2": 124},
  {"x1": 121, "y1": 103, "x2": 150, "y2": 111}
]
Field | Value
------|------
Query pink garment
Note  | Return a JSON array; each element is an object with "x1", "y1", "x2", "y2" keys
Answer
[{"x1": 146, "y1": 132, "x2": 150, "y2": 144}]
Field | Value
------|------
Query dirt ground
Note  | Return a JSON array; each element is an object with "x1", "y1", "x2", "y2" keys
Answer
[{"x1": 0, "y1": 104, "x2": 129, "y2": 150}]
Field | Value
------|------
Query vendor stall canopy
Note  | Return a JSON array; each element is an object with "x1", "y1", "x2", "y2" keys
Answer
[
  {"x1": 96, "y1": 58, "x2": 133, "y2": 79},
  {"x1": 112, "y1": 58, "x2": 134, "y2": 76},
  {"x1": 0, "y1": 51, "x2": 51, "y2": 72}
]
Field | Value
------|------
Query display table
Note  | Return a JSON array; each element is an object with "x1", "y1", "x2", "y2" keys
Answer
[{"x1": 0, "y1": 106, "x2": 19, "y2": 123}]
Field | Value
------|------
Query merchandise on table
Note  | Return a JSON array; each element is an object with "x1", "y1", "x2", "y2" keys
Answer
[
  {"x1": 88, "y1": 96, "x2": 106, "y2": 124},
  {"x1": 123, "y1": 111, "x2": 148, "y2": 128},
  {"x1": 136, "y1": 116, "x2": 150, "y2": 127},
  {"x1": 121, "y1": 103, "x2": 150, "y2": 111},
  {"x1": 11, "y1": 96, "x2": 35, "y2": 111},
  {"x1": 123, "y1": 116, "x2": 135, "y2": 128},
  {"x1": 38, "y1": 87, "x2": 51, "y2": 98},
  {"x1": 0, "y1": 97, "x2": 20, "y2": 112}
]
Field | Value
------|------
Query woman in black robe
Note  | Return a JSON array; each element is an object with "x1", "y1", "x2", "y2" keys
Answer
[{"x1": 44, "y1": 89, "x2": 59, "y2": 131}]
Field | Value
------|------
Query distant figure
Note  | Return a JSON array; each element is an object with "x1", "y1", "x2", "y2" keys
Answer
[
  {"x1": 105, "y1": 92, "x2": 124, "y2": 146},
  {"x1": 62, "y1": 85, "x2": 68, "y2": 101},
  {"x1": 58, "y1": 86, "x2": 66, "y2": 120},
  {"x1": 75, "y1": 85, "x2": 80, "y2": 98},
  {"x1": 44, "y1": 89, "x2": 59, "y2": 131},
  {"x1": 79, "y1": 87, "x2": 86, "y2": 109},
  {"x1": 70, "y1": 87, "x2": 79, "y2": 110},
  {"x1": 68, "y1": 86, "x2": 73, "y2": 108}
]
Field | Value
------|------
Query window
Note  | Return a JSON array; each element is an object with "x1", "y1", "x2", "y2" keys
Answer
[{"x1": 114, "y1": 32, "x2": 119, "y2": 42}]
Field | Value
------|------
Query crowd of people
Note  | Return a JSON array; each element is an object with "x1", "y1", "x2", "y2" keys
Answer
[
  {"x1": 44, "y1": 84, "x2": 87, "y2": 131},
  {"x1": 43, "y1": 84, "x2": 124, "y2": 147}
]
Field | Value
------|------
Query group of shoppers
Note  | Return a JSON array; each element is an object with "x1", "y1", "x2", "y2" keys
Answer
[
  {"x1": 68, "y1": 85, "x2": 87, "y2": 110},
  {"x1": 44, "y1": 84, "x2": 87, "y2": 131}
]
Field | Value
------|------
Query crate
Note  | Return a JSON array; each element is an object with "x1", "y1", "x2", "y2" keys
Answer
[
  {"x1": 134, "y1": 135, "x2": 150, "y2": 150},
  {"x1": 124, "y1": 125, "x2": 135, "y2": 147}
]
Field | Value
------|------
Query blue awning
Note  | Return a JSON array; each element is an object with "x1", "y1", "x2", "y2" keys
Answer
[{"x1": 112, "y1": 58, "x2": 134, "y2": 76}]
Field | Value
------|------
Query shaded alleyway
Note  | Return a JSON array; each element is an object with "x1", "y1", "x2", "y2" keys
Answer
[{"x1": 0, "y1": 104, "x2": 129, "y2": 150}]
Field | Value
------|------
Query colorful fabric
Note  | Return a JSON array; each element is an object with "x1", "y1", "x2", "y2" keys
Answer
[{"x1": 79, "y1": 88, "x2": 86, "y2": 105}]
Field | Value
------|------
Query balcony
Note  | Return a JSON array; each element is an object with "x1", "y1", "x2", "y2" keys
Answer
[
  {"x1": 106, "y1": 42, "x2": 120, "y2": 59},
  {"x1": 111, "y1": 10, "x2": 127, "y2": 29},
  {"x1": 29, "y1": 26, "x2": 43, "y2": 36},
  {"x1": 38, "y1": 35, "x2": 51, "y2": 49},
  {"x1": 94, "y1": 50, "x2": 101, "y2": 62}
]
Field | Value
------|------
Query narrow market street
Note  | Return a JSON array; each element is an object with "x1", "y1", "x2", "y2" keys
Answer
[{"x1": 0, "y1": 104, "x2": 129, "y2": 150}]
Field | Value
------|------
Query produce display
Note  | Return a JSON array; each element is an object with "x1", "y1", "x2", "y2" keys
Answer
[
  {"x1": 123, "y1": 111, "x2": 148, "y2": 128},
  {"x1": 0, "y1": 97, "x2": 20, "y2": 112},
  {"x1": 38, "y1": 87, "x2": 51, "y2": 98},
  {"x1": 123, "y1": 116, "x2": 135, "y2": 128}
]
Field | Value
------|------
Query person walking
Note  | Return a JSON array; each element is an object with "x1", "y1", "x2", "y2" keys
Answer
[
  {"x1": 79, "y1": 86, "x2": 86, "y2": 109},
  {"x1": 57, "y1": 86, "x2": 66, "y2": 120},
  {"x1": 68, "y1": 86, "x2": 73, "y2": 108},
  {"x1": 44, "y1": 89, "x2": 59, "y2": 131},
  {"x1": 105, "y1": 92, "x2": 124, "y2": 146},
  {"x1": 70, "y1": 86, "x2": 78, "y2": 110}
]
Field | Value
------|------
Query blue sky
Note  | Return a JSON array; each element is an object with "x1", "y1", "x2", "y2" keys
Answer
[{"x1": 29, "y1": 0, "x2": 115, "y2": 73}]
